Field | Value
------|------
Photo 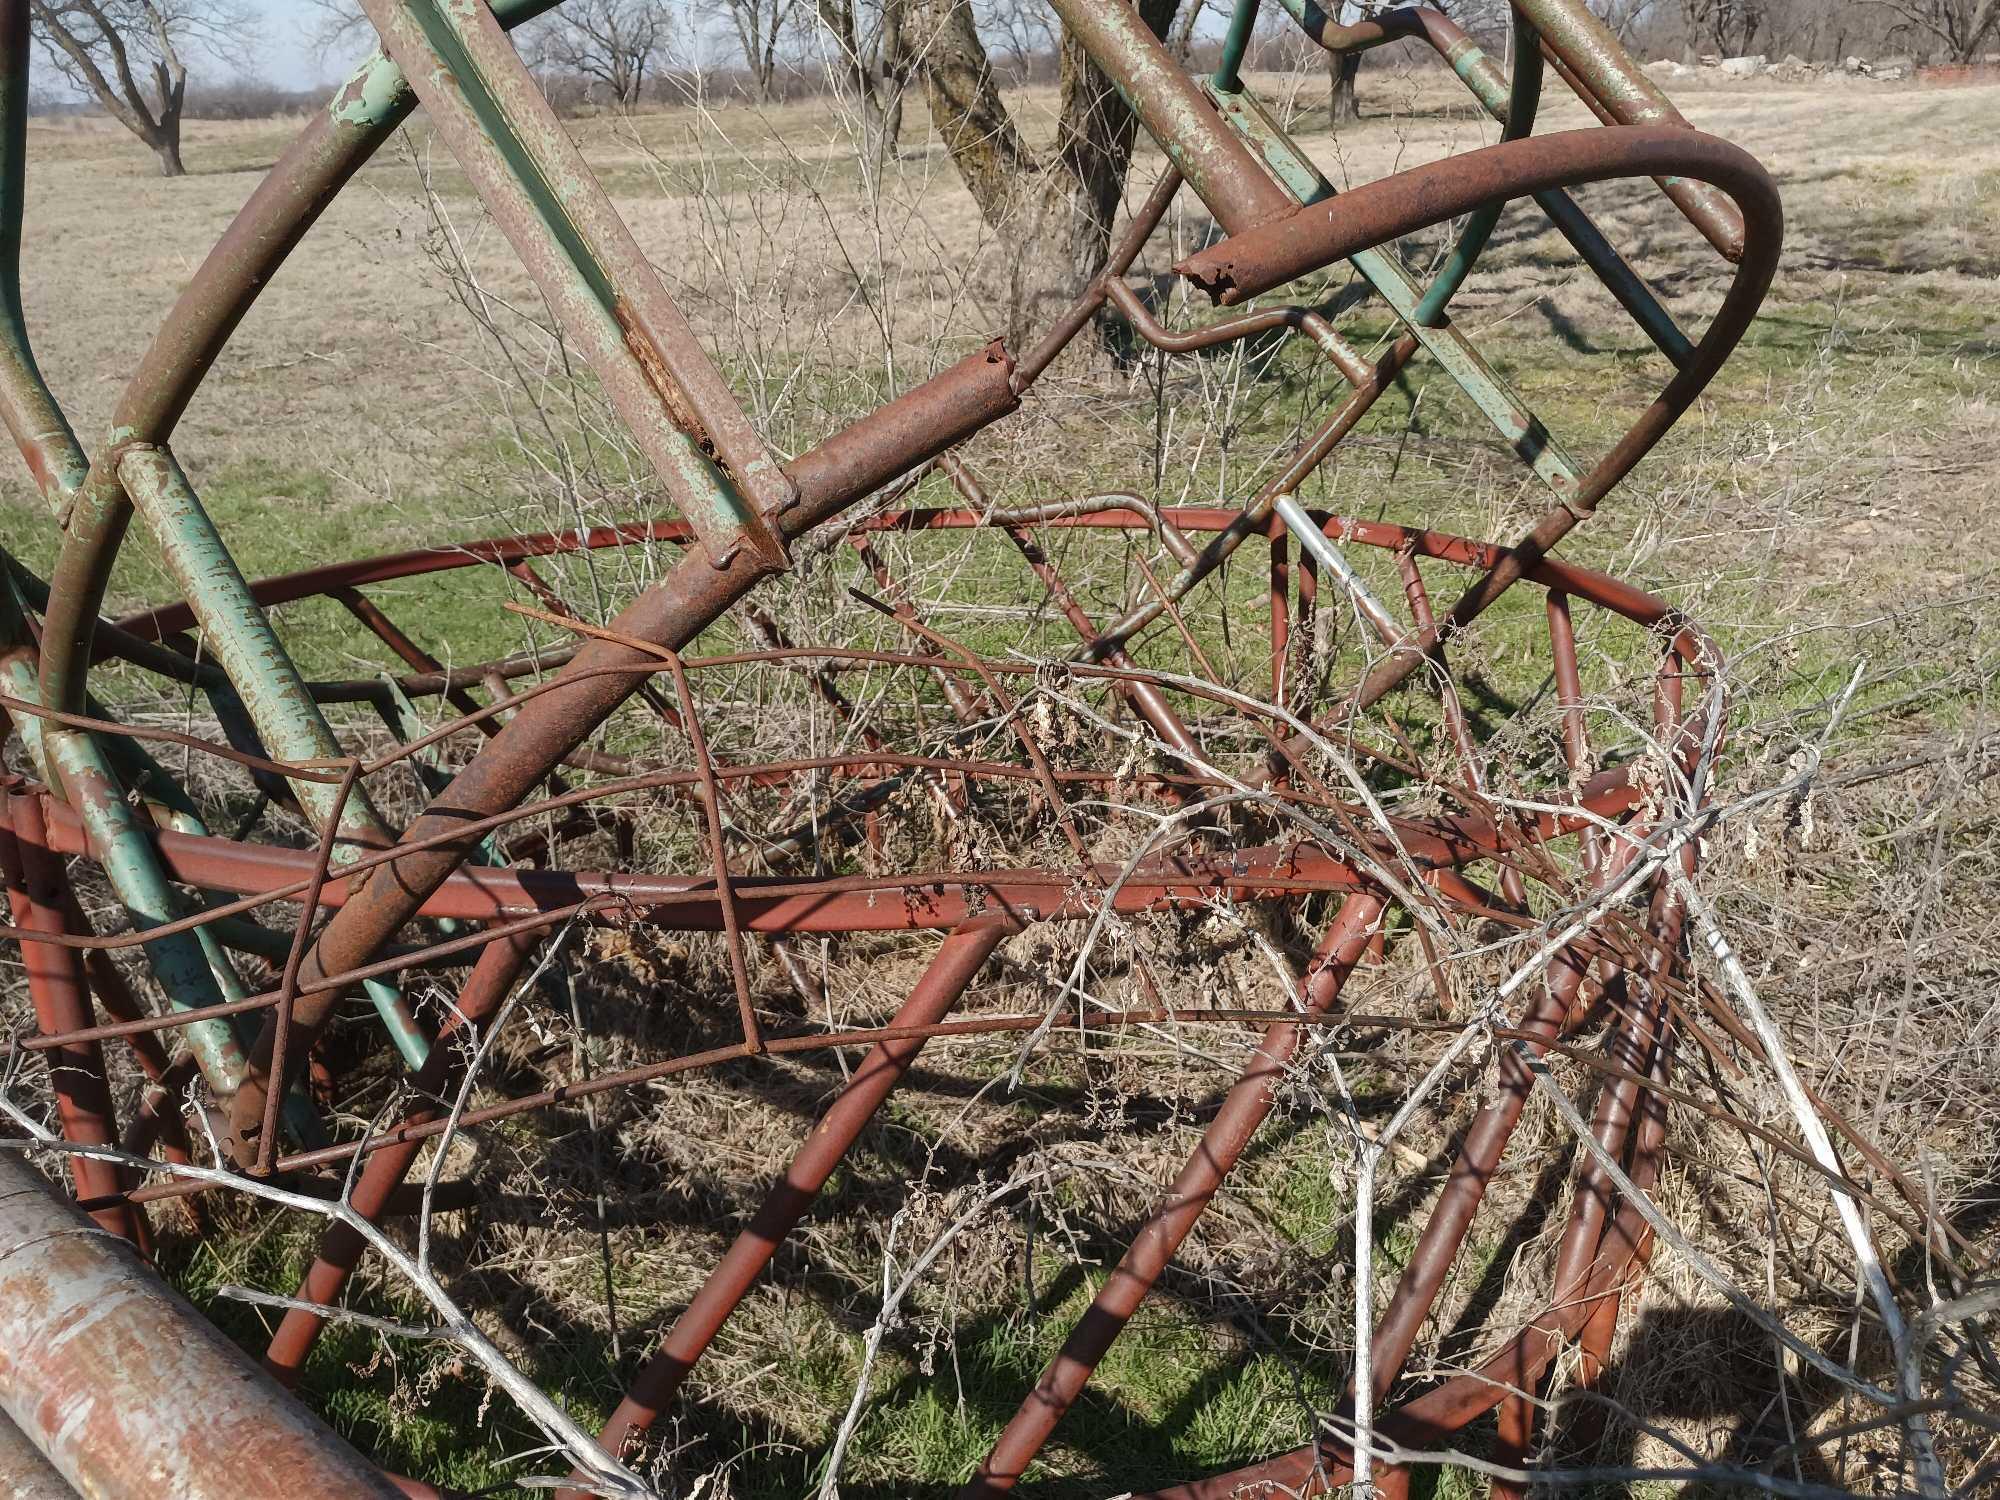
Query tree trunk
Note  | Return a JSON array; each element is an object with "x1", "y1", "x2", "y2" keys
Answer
[
  {"x1": 152, "y1": 136, "x2": 185, "y2": 176},
  {"x1": 820, "y1": 0, "x2": 905, "y2": 165},
  {"x1": 1960, "y1": 0, "x2": 2000, "y2": 61},
  {"x1": 1330, "y1": 50, "x2": 1361, "y2": 124},
  {"x1": 912, "y1": 0, "x2": 1178, "y2": 344}
]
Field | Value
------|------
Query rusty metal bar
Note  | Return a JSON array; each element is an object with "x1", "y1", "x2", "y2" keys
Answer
[
  {"x1": 592, "y1": 918, "x2": 1015, "y2": 1467},
  {"x1": 0, "y1": 1152, "x2": 406, "y2": 1499},
  {"x1": 966, "y1": 893, "x2": 1386, "y2": 1494}
]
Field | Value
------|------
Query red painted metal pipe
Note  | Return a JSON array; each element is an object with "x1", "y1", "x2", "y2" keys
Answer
[
  {"x1": 591, "y1": 917, "x2": 1016, "y2": 1470},
  {"x1": 966, "y1": 892, "x2": 1386, "y2": 1495},
  {"x1": 0, "y1": 794, "x2": 137, "y2": 1245}
]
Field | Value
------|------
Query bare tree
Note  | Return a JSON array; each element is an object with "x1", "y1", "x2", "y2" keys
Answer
[
  {"x1": 721, "y1": 0, "x2": 801, "y2": 101},
  {"x1": 1867, "y1": 0, "x2": 2000, "y2": 58},
  {"x1": 908, "y1": 0, "x2": 1182, "y2": 343},
  {"x1": 27, "y1": 0, "x2": 251, "y2": 176},
  {"x1": 1683, "y1": 0, "x2": 1766, "y2": 56},
  {"x1": 1596, "y1": 0, "x2": 1664, "y2": 40},
  {"x1": 816, "y1": 0, "x2": 909, "y2": 165},
  {"x1": 977, "y1": 0, "x2": 1057, "y2": 75},
  {"x1": 529, "y1": 0, "x2": 670, "y2": 109}
]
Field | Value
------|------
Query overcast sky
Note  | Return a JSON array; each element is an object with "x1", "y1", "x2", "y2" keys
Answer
[{"x1": 240, "y1": 1, "x2": 361, "y2": 89}]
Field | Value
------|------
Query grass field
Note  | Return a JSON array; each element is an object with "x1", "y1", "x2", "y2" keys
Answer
[{"x1": 3, "y1": 56, "x2": 1998, "y2": 1500}]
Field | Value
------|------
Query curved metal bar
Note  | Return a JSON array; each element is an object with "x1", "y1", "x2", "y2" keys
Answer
[{"x1": 32, "y1": 0, "x2": 560, "y2": 721}]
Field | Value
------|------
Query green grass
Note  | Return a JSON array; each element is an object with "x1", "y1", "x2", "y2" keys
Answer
[{"x1": 8, "y1": 75, "x2": 1997, "y2": 1500}]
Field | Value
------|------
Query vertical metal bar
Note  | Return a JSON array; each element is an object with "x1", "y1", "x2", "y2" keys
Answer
[
  {"x1": 0, "y1": 794, "x2": 139, "y2": 1244},
  {"x1": 661, "y1": 648, "x2": 763, "y2": 1053},
  {"x1": 264, "y1": 928, "x2": 536, "y2": 1382},
  {"x1": 0, "y1": 648, "x2": 250, "y2": 1095},
  {"x1": 1043, "y1": 0, "x2": 1294, "y2": 233},
  {"x1": 0, "y1": 3, "x2": 83, "y2": 511}
]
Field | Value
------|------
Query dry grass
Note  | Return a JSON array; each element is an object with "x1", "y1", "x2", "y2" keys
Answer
[{"x1": 3, "y1": 56, "x2": 1998, "y2": 1500}]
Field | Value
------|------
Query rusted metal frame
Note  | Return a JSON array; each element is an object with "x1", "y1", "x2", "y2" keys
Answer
[
  {"x1": 256, "y1": 760, "x2": 361, "y2": 1174},
  {"x1": 1258, "y1": 506, "x2": 1555, "y2": 909},
  {"x1": 29, "y1": 0, "x2": 563, "y2": 732},
  {"x1": 23, "y1": 586, "x2": 1702, "y2": 902},
  {"x1": 739, "y1": 604, "x2": 944, "y2": 864},
  {"x1": 1513, "y1": 0, "x2": 1746, "y2": 261},
  {"x1": 497, "y1": 563, "x2": 695, "y2": 751},
  {"x1": 111, "y1": 448, "x2": 398, "y2": 840},
  {"x1": 1563, "y1": 858, "x2": 1685, "y2": 1460},
  {"x1": 847, "y1": 535, "x2": 987, "y2": 728},
  {"x1": 1134, "y1": 1175, "x2": 1669, "y2": 1498},
  {"x1": 1271, "y1": 2, "x2": 1694, "y2": 365},
  {"x1": 655, "y1": 647, "x2": 763, "y2": 1053},
  {"x1": 95, "y1": 1001, "x2": 1701, "y2": 1223},
  {"x1": 1395, "y1": 546, "x2": 1530, "y2": 909},
  {"x1": 0, "y1": 641, "x2": 254, "y2": 1098},
  {"x1": 220, "y1": 338, "x2": 1020, "y2": 1162},
  {"x1": 846, "y1": 588, "x2": 1096, "y2": 868},
  {"x1": 1316, "y1": 797, "x2": 1662, "y2": 1465},
  {"x1": 331, "y1": 588, "x2": 499, "y2": 758},
  {"x1": 41, "y1": 444, "x2": 432, "y2": 1068},
  {"x1": 1146, "y1": 863, "x2": 1702, "y2": 1499},
  {"x1": 0, "y1": 794, "x2": 140, "y2": 1244},
  {"x1": 119, "y1": 1053, "x2": 198, "y2": 1173},
  {"x1": 1178, "y1": 129, "x2": 1779, "y2": 738},
  {"x1": 11, "y1": 832, "x2": 1428, "y2": 1058},
  {"x1": 1082, "y1": 337, "x2": 1422, "y2": 662},
  {"x1": 0, "y1": 68, "x2": 268, "y2": 1096},
  {"x1": 590, "y1": 918, "x2": 1016, "y2": 1468},
  {"x1": 0, "y1": 1152, "x2": 408, "y2": 1500},
  {"x1": 1124, "y1": 549, "x2": 1350, "y2": 823},
  {"x1": 1138, "y1": 1024, "x2": 1681, "y2": 1499},
  {"x1": 1275, "y1": 0, "x2": 1741, "y2": 263},
  {"x1": 113, "y1": 520, "x2": 696, "y2": 647},
  {"x1": 505, "y1": 595, "x2": 943, "y2": 899},
  {"x1": 358, "y1": 0, "x2": 791, "y2": 574},
  {"x1": 1485, "y1": 868, "x2": 1686, "y2": 1497},
  {"x1": 1002, "y1": 522, "x2": 1214, "y2": 802},
  {"x1": 934, "y1": 456, "x2": 1212, "y2": 801},
  {"x1": 1, "y1": 551, "x2": 226, "y2": 693},
  {"x1": 1217, "y1": 3, "x2": 1542, "y2": 329},
  {"x1": 51, "y1": 893, "x2": 175, "y2": 1087},
  {"x1": 263, "y1": 928, "x2": 536, "y2": 1383},
  {"x1": 964, "y1": 893, "x2": 1387, "y2": 1495},
  {"x1": 1200, "y1": 83, "x2": 1588, "y2": 508},
  {"x1": 1103, "y1": 276, "x2": 1371, "y2": 386},
  {"x1": 1042, "y1": 0, "x2": 1295, "y2": 237}
]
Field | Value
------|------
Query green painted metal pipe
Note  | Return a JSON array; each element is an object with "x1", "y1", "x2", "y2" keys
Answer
[
  {"x1": 1213, "y1": 0, "x2": 1261, "y2": 92},
  {"x1": 1411, "y1": 7, "x2": 1542, "y2": 326}
]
